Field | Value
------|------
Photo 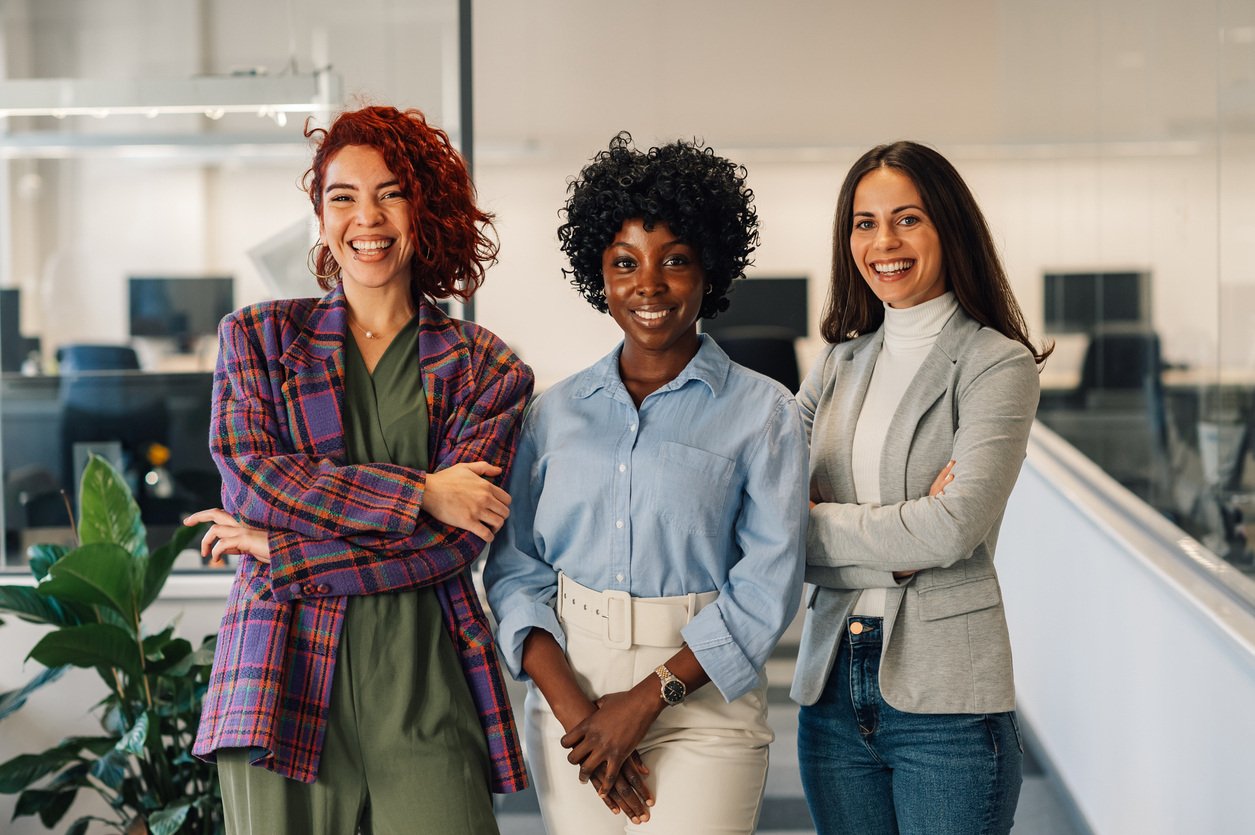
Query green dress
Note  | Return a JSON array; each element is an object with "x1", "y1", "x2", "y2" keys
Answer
[{"x1": 218, "y1": 317, "x2": 499, "y2": 835}]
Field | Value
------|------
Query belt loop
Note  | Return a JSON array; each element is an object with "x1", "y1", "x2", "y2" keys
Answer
[
  {"x1": 685, "y1": 592, "x2": 697, "y2": 623},
  {"x1": 602, "y1": 589, "x2": 633, "y2": 650},
  {"x1": 556, "y1": 571, "x2": 568, "y2": 620}
]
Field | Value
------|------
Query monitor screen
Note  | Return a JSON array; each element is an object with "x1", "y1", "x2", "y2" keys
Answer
[
  {"x1": 1043, "y1": 271, "x2": 1150, "y2": 333},
  {"x1": 702, "y1": 276, "x2": 809, "y2": 340},
  {"x1": 128, "y1": 276, "x2": 234, "y2": 345}
]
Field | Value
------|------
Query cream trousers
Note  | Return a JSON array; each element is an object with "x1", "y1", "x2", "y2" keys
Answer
[{"x1": 524, "y1": 591, "x2": 772, "y2": 835}]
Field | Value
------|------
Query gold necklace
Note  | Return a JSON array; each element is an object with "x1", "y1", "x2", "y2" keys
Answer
[{"x1": 348, "y1": 310, "x2": 415, "y2": 341}]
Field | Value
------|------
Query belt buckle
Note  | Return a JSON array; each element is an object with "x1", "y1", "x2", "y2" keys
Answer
[{"x1": 601, "y1": 588, "x2": 633, "y2": 650}]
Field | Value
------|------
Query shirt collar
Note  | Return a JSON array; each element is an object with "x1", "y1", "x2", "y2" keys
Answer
[{"x1": 571, "y1": 334, "x2": 730, "y2": 400}]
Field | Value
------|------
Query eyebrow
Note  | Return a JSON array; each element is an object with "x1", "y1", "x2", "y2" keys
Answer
[
  {"x1": 324, "y1": 179, "x2": 401, "y2": 193},
  {"x1": 608, "y1": 237, "x2": 685, "y2": 249},
  {"x1": 854, "y1": 204, "x2": 924, "y2": 216}
]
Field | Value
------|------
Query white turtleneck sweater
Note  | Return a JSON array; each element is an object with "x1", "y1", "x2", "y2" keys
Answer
[{"x1": 851, "y1": 291, "x2": 959, "y2": 617}]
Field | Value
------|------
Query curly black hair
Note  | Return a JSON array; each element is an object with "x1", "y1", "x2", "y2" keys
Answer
[{"x1": 558, "y1": 132, "x2": 759, "y2": 319}]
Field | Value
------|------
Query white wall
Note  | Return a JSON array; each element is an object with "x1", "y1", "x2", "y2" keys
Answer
[{"x1": 1000, "y1": 425, "x2": 1255, "y2": 835}]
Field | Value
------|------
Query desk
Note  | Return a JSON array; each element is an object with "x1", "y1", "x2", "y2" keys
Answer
[{"x1": 0, "y1": 371, "x2": 217, "y2": 564}]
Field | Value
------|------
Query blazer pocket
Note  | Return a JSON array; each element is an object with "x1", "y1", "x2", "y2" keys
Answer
[{"x1": 916, "y1": 577, "x2": 1002, "y2": 621}]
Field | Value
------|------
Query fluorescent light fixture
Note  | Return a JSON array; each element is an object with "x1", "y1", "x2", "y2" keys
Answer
[{"x1": 0, "y1": 70, "x2": 341, "y2": 119}]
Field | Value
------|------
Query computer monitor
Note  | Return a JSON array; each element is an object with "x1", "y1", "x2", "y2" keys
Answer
[
  {"x1": 702, "y1": 276, "x2": 809, "y2": 340},
  {"x1": 1043, "y1": 271, "x2": 1151, "y2": 334},
  {"x1": 128, "y1": 276, "x2": 235, "y2": 350}
]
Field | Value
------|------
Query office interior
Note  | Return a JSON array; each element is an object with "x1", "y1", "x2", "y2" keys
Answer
[{"x1": 1, "y1": 1, "x2": 1253, "y2": 833}]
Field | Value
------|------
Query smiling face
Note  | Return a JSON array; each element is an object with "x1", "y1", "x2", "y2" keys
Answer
[
  {"x1": 318, "y1": 144, "x2": 416, "y2": 294},
  {"x1": 850, "y1": 166, "x2": 946, "y2": 309},
  {"x1": 602, "y1": 218, "x2": 705, "y2": 370}
]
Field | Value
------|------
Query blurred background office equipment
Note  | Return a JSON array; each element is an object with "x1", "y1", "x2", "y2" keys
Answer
[{"x1": 703, "y1": 276, "x2": 808, "y2": 392}]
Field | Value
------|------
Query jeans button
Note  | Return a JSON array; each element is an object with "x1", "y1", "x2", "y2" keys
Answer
[{"x1": 850, "y1": 621, "x2": 864, "y2": 635}]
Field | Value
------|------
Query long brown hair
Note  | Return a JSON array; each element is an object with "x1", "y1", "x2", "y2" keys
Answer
[
  {"x1": 303, "y1": 106, "x2": 498, "y2": 300},
  {"x1": 820, "y1": 141, "x2": 1051, "y2": 364}
]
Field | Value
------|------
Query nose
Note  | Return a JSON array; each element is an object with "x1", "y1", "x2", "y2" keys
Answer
[
  {"x1": 634, "y1": 261, "x2": 666, "y2": 296},
  {"x1": 874, "y1": 223, "x2": 900, "y2": 250},
  {"x1": 355, "y1": 197, "x2": 384, "y2": 226}
]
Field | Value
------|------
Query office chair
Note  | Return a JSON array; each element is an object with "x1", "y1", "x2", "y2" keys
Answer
[
  {"x1": 56, "y1": 344, "x2": 140, "y2": 373},
  {"x1": 708, "y1": 326, "x2": 801, "y2": 392},
  {"x1": 1070, "y1": 327, "x2": 1171, "y2": 502}
]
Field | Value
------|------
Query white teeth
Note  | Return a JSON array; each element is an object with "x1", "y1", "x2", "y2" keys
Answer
[
  {"x1": 352, "y1": 239, "x2": 393, "y2": 251},
  {"x1": 635, "y1": 309, "x2": 669, "y2": 321},
  {"x1": 874, "y1": 260, "x2": 913, "y2": 274}
]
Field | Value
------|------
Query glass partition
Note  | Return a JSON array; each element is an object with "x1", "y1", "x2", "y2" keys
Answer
[{"x1": 0, "y1": 0, "x2": 464, "y2": 570}]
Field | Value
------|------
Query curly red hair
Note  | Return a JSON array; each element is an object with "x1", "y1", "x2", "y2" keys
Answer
[{"x1": 303, "y1": 106, "x2": 497, "y2": 299}]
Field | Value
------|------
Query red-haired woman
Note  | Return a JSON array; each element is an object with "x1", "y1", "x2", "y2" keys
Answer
[{"x1": 185, "y1": 106, "x2": 533, "y2": 834}]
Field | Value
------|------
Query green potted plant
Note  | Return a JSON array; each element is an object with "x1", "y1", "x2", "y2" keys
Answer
[{"x1": 0, "y1": 455, "x2": 221, "y2": 834}]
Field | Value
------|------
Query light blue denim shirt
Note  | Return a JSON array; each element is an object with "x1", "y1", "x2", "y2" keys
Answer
[{"x1": 485, "y1": 335, "x2": 808, "y2": 702}]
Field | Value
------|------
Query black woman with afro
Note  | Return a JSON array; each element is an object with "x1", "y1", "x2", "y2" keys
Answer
[{"x1": 486, "y1": 132, "x2": 809, "y2": 834}]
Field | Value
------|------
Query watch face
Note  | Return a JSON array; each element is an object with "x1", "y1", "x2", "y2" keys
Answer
[{"x1": 662, "y1": 680, "x2": 686, "y2": 705}]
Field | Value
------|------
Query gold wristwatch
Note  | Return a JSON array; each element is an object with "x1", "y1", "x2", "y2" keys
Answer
[{"x1": 654, "y1": 664, "x2": 687, "y2": 707}]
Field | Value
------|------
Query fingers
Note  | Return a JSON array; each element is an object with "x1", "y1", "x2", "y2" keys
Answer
[
  {"x1": 929, "y1": 459, "x2": 957, "y2": 497},
  {"x1": 183, "y1": 507, "x2": 236, "y2": 527},
  {"x1": 462, "y1": 461, "x2": 504, "y2": 479}
]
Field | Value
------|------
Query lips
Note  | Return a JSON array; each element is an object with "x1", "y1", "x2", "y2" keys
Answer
[
  {"x1": 630, "y1": 306, "x2": 674, "y2": 325},
  {"x1": 351, "y1": 238, "x2": 394, "y2": 253},
  {"x1": 872, "y1": 259, "x2": 914, "y2": 277}
]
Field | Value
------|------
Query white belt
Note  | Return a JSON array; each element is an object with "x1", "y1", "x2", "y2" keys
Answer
[{"x1": 556, "y1": 572, "x2": 717, "y2": 650}]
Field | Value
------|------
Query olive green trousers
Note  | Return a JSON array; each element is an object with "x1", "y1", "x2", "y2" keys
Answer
[{"x1": 217, "y1": 589, "x2": 499, "y2": 835}]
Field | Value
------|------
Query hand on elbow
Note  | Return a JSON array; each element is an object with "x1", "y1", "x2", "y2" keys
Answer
[
  {"x1": 184, "y1": 508, "x2": 271, "y2": 565},
  {"x1": 423, "y1": 461, "x2": 511, "y2": 541}
]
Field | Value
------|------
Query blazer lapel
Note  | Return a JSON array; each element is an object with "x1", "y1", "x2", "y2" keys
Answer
[
  {"x1": 279, "y1": 287, "x2": 348, "y2": 458},
  {"x1": 417, "y1": 301, "x2": 471, "y2": 463},
  {"x1": 823, "y1": 331, "x2": 883, "y2": 504},
  {"x1": 879, "y1": 307, "x2": 976, "y2": 503}
]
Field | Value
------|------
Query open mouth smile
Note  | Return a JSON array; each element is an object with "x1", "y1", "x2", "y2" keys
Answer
[{"x1": 872, "y1": 259, "x2": 915, "y2": 278}]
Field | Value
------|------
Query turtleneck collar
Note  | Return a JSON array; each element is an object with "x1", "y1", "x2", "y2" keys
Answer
[{"x1": 883, "y1": 291, "x2": 959, "y2": 351}]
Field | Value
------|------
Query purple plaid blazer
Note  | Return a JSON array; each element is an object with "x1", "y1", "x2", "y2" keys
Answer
[{"x1": 191, "y1": 285, "x2": 532, "y2": 791}]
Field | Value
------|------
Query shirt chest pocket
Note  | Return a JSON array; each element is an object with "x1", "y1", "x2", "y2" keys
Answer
[{"x1": 652, "y1": 441, "x2": 736, "y2": 537}]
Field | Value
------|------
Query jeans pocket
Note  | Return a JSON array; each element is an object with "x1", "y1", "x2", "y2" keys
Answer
[{"x1": 1008, "y1": 710, "x2": 1025, "y2": 754}]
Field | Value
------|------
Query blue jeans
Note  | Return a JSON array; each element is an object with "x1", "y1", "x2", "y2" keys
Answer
[{"x1": 797, "y1": 616, "x2": 1023, "y2": 835}]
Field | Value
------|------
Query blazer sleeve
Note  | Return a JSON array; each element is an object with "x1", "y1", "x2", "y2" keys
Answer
[
  {"x1": 213, "y1": 312, "x2": 427, "y2": 539},
  {"x1": 807, "y1": 344, "x2": 1039, "y2": 572}
]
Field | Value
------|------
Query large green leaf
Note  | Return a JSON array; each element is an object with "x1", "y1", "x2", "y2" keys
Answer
[
  {"x1": 15, "y1": 786, "x2": 77, "y2": 826},
  {"x1": 0, "y1": 666, "x2": 66, "y2": 721},
  {"x1": 77, "y1": 455, "x2": 147, "y2": 558},
  {"x1": 27, "y1": 543, "x2": 70, "y2": 582},
  {"x1": 115, "y1": 712, "x2": 149, "y2": 756},
  {"x1": 148, "y1": 802, "x2": 192, "y2": 835},
  {"x1": 37, "y1": 543, "x2": 138, "y2": 625},
  {"x1": 0, "y1": 750, "x2": 78, "y2": 793},
  {"x1": 89, "y1": 748, "x2": 130, "y2": 790},
  {"x1": 139, "y1": 522, "x2": 206, "y2": 613},
  {"x1": 28, "y1": 624, "x2": 142, "y2": 679},
  {"x1": 0, "y1": 585, "x2": 93, "y2": 627}
]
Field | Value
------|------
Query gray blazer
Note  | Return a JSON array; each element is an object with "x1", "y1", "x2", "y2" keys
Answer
[{"x1": 790, "y1": 307, "x2": 1039, "y2": 714}]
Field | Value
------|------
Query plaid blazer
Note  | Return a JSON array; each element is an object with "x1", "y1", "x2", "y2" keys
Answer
[{"x1": 192, "y1": 285, "x2": 532, "y2": 791}]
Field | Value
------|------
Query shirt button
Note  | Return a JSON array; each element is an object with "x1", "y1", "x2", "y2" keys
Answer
[
  {"x1": 618, "y1": 464, "x2": 626, "y2": 473},
  {"x1": 629, "y1": 424, "x2": 637, "y2": 432},
  {"x1": 616, "y1": 520, "x2": 624, "y2": 529},
  {"x1": 616, "y1": 573, "x2": 624, "y2": 582}
]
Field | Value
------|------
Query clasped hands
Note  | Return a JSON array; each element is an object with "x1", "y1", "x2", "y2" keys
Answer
[
  {"x1": 557, "y1": 687, "x2": 662, "y2": 825},
  {"x1": 183, "y1": 460, "x2": 510, "y2": 564}
]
